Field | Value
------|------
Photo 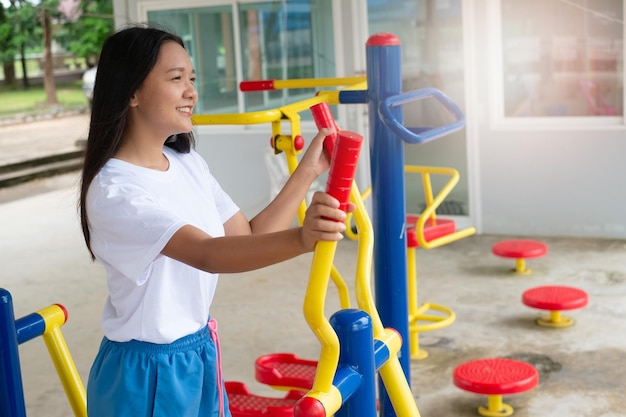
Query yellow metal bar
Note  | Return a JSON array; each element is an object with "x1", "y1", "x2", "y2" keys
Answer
[
  {"x1": 303, "y1": 240, "x2": 340, "y2": 395},
  {"x1": 406, "y1": 245, "x2": 422, "y2": 359},
  {"x1": 379, "y1": 356, "x2": 422, "y2": 417},
  {"x1": 487, "y1": 394, "x2": 504, "y2": 413},
  {"x1": 348, "y1": 181, "x2": 421, "y2": 416},
  {"x1": 277, "y1": 115, "x2": 350, "y2": 309},
  {"x1": 405, "y1": 165, "x2": 477, "y2": 249},
  {"x1": 550, "y1": 310, "x2": 562, "y2": 323},
  {"x1": 273, "y1": 76, "x2": 366, "y2": 90},
  {"x1": 38, "y1": 305, "x2": 87, "y2": 417},
  {"x1": 350, "y1": 182, "x2": 384, "y2": 335},
  {"x1": 421, "y1": 173, "x2": 435, "y2": 222},
  {"x1": 192, "y1": 109, "x2": 282, "y2": 125}
]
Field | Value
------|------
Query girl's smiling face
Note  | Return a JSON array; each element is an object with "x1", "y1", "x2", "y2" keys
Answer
[{"x1": 130, "y1": 41, "x2": 198, "y2": 140}]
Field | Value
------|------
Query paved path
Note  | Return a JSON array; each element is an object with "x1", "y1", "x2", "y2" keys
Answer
[{"x1": 0, "y1": 113, "x2": 89, "y2": 167}]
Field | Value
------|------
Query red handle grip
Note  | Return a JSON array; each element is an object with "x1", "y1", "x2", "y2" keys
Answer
[
  {"x1": 325, "y1": 130, "x2": 363, "y2": 214},
  {"x1": 240, "y1": 80, "x2": 276, "y2": 92},
  {"x1": 310, "y1": 102, "x2": 339, "y2": 159}
]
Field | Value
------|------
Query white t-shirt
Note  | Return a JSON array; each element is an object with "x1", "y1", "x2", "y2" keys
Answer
[{"x1": 87, "y1": 146, "x2": 239, "y2": 343}]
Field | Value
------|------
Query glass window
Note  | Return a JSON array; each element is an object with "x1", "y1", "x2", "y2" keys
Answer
[
  {"x1": 149, "y1": 6, "x2": 238, "y2": 114},
  {"x1": 149, "y1": 0, "x2": 335, "y2": 115},
  {"x1": 239, "y1": 0, "x2": 335, "y2": 112},
  {"x1": 501, "y1": 0, "x2": 623, "y2": 117}
]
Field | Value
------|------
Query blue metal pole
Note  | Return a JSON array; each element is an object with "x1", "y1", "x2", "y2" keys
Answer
[
  {"x1": 366, "y1": 32, "x2": 409, "y2": 417},
  {"x1": 0, "y1": 288, "x2": 28, "y2": 417},
  {"x1": 330, "y1": 309, "x2": 376, "y2": 417}
]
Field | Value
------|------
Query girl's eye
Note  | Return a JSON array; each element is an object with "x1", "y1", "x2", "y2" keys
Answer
[{"x1": 190, "y1": 77, "x2": 196, "y2": 83}]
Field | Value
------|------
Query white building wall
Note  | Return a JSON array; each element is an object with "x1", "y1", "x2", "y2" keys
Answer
[
  {"x1": 110, "y1": 0, "x2": 626, "y2": 239},
  {"x1": 467, "y1": 0, "x2": 626, "y2": 239}
]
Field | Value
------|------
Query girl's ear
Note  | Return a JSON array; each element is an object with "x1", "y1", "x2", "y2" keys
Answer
[{"x1": 130, "y1": 93, "x2": 138, "y2": 108}]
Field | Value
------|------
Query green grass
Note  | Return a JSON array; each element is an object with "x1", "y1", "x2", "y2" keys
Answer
[{"x1": 0, "y1": 81, "x2": 88, "y2": 118}]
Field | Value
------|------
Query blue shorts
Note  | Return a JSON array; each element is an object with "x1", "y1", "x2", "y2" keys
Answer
[{"x1": 86, "y1": 323, "x2": 231, "y2": 417}]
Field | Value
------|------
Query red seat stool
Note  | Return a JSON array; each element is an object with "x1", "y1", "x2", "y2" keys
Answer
[
  {"x1": 522, "y1": 285, "x2": 588, "y2": 327},
  {"x1": 492, "y1": 239, "x2": 547, "y2": 275},
  {"x1": 453, "y1": 358, "x2": 539, "y2": 417}
]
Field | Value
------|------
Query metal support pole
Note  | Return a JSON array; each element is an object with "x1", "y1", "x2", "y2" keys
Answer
[
  {"x1": 366, "y1": 32, "x2": 410, "y2": 417},
  {"x1": 0, "y1": 288, "x2": 28, "y2": 417}
]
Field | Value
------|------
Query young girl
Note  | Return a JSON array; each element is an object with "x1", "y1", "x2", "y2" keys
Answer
[{"x1": 78, "y1": 25, "x2": 349, "y2": 417}]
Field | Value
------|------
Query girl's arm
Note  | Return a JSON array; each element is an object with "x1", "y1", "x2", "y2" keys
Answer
[
  {"x1": 161, "y1": 191, "x2": 347, "y2": 273},
  {"x1": 245, "y1": 128, "x2": 333, "y2": 235}
]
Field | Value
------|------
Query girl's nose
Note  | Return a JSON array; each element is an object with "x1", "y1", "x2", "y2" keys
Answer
[{"x1": 185, "y1": 85, "x2": 198, "y2": 99}]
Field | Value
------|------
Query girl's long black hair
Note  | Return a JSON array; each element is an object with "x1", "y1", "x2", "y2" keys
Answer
[{"x1": 78, "y1": 24, "x2": 196, "y2": 259}]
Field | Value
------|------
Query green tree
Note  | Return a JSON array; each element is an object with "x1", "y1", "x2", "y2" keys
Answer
[
  {"x1": 0, "y1": 0, "x2": 40, "y2": 87},
  {"x1": 0, "y1": 3, "x2": 15, "y2": 85},
  {"x1": 56, "y1": 0, "x2": 114, "y2": 66},
  {"x1": 40, "y1": 0, "x2": 60, "y2": 105}
]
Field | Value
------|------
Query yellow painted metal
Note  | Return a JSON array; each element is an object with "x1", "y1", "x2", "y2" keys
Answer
[
  {"x1": 38, "y1": 305, "x2": 87, "y2": 417},
  {"x1": 404, "y1": 165, "x2": 476, "y2": 249},
  {"x1": 404, "y1": 165, "x2": 476, "y2": 359},
  {"x1": 536, "y1": 310, "x2": 575, "y2": 327},
  {"x1": 195, "y1": 83, "x2": 420, "y2": 415},
  {"x1": 272, "y1": 76, "x2": 366, "y2": 90},
  {"x1": 192, "y1": 109, "x2": 282, "y2": 125},
  {"x1": 478, "y1": 394, "x2": 513, "y2": 417},
  {"x1": 302, "y1": 240, "x2": 341, "y2": 410},
  {"x1": 513, "y1": 258, "x2": 531, "y2": 275}
]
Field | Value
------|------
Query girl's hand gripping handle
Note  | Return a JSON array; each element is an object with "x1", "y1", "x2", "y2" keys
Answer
[{"x1": 310, "y1": 102, "x2": 362, "y2": 213}]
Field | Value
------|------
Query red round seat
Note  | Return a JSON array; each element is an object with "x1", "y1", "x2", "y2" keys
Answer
[
  {"x1": 492, "y1": 240, "x2": 547, "y2": 275},
  {"x1": 453, "y1": 358, "x2": 538, "y2": 417},
  {"x1": 522, "y1": 285, "x2": 588, "y2": 327}
]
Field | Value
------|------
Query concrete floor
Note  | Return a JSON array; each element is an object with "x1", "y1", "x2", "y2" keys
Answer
[{"x1": 1, "y1": 172, "x2": 625, "y2": 417}]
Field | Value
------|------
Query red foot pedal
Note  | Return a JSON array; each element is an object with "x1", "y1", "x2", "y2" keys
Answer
[
  {"x1": 226, "y1": 381, "x2": 305, "y2": 417},
  {"x1": 255, "y1": 353, "x2": 317, "y2": 391},
  {"x1": 406, "y1": 214, "x2": 456, "y2": 248}
]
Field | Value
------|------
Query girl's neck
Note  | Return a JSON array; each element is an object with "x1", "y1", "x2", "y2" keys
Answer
[{"x1": 114, "y1": 137, "x2": 170, "y2": 171}]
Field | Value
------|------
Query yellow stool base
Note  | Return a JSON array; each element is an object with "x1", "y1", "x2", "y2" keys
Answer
[
  {"x1": 478, "y1": 403, "x2": 513, "y2": 417},
  {"x1": 411, "y1": 349, "x2": 429, "y2": 360},
  {"x1": 536, "y1": 315, "x2": 575, "y2": 328}
]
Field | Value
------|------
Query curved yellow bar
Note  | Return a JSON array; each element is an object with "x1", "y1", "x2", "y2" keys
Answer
[
  {"x1": 303, "y1": 240, "x2": 341, "y2": 396},
  {"x1": 344, "y1": 186, "x2": 371, "y2": 241},
  {"x1": 38, "y1": 305, "x2": 87, "y2": 417},
  {"x1": 404, "y1": 165, "x2": 476, "y2": 249},
  {"x1": 348, "y1": 182, "x2": 421, "y2": 417}
]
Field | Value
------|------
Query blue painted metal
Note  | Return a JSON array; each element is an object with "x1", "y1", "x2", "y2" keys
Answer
[
  {"x1": 379, "y1": 87, "x2": 465, "y2": 144},
  {"x1": 331, "y1": 309, "x2": 377, "y2": 417},
  {"x1": 0, "y1": 288, "x2": 28, "y2": 417},
  {"x1": 373, "y1": 339, "x2": 391, "y2": 371},
  {"x1": 16, "y1": 313, "x2": 46, "y2": 345},
  {"x1": 366, "y1": 32, "x2": 409, "y2": 417},
  {"x1": 337, "y1": 90, "x2": 368, "y2": 104}
]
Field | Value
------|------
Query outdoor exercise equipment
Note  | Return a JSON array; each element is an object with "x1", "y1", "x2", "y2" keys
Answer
[
  {"x1": 0, "y1": 32, "x2": 467, "y2": 417},
  {"x1": 453, "y1": 357, "x2": 539, "y2": 417},
  {"x1": 197, "y1": 32, "x2": 466, "y2": 417},
  {"x1": 404, "y1": 165, "x2": 475, "y2": 359},
  {"x1": 492, "y1": 239, "x2": 548, "y2": 275},
  {"x1": 0, "y1": 288, "x2": 86, "y2": 417},
  {"x1": 522, "y1": 285, "x2": 588, "y2": 327}
]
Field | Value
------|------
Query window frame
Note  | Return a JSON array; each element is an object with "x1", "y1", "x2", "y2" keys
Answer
[{"x1": 487, "y1": 0, "x2": 625, "y2": 131}]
